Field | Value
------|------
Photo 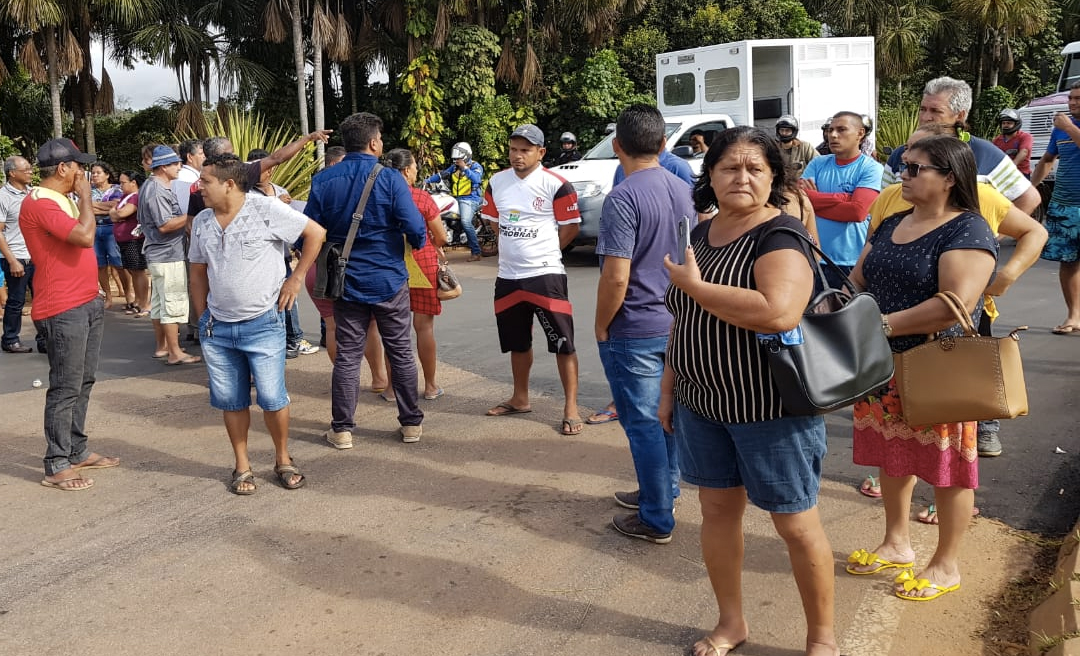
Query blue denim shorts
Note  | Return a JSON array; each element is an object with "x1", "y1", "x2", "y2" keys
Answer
[
  {"x1": 674, "y1": 403, "x2": 827, "y2": 513},
  {"x1": 1042, "y1": 202, "x2": 1080, "y2": 263},
  {"x1": 200, "y1": 308, "x2": 290, "y2": 412}
]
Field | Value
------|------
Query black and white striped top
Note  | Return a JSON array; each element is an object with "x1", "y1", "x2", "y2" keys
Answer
[{"x1": 664, "y1": 214, "x2": 813, "y2": 424}]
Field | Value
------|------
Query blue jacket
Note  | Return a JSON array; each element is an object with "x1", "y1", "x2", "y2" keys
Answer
[
  {"x1": 426, "y1": 160, "x2": 484, "y2": 203},
  {"x1": 305, "y1": 152, "x2": 426, "y2": 304}
]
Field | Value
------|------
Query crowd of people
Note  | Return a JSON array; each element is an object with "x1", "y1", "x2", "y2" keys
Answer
[{"x1": 3, "y1": 73, "x2": 1076, "y2": 656}]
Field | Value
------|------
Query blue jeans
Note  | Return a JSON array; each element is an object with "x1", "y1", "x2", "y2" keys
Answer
[
  {"x1": 34, "y1": 297, "x2": 105, "y2": 476},
  {"x1": 94, "y1": 224, "x2": 122, "y2": 267},
  {"x1": 284, "y1": 259, "x2": 303, "y2": 348},
  {"x1": 458, "y1": 198, "x2": 481, "y2": 255},
  {"x1": 200, "y1": 307, "x2": 290, "y2": 412},
  {"x1": 2, "y1": 257, "x2": 42, "y2": 349},
  {"x1": 598, "y1": 336, "x2": 680, "y2": 534}
]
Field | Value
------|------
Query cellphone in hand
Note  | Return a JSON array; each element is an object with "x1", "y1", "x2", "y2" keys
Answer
[{"x1": 674, "y1": 215, "x2": 692, "y2": 264}]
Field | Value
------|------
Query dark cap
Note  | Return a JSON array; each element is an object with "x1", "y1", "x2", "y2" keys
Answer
[
  {"x1": 510, "y1": 124, "x2": 545, "y2": 147},
  {"x1": 36, "y1": 138, "x2": 96, "y2": 167}
]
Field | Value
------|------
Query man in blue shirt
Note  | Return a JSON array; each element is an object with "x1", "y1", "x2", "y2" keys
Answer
[
  {"x1": 305, "y1": 112, "x2": 428, "y2": 447},
  {"x1": 426, "y1": 142, "x2": 484, "y2": 260},
  {"x1": 596, "y1": 104, "x2": 689, "y2": 545},
  {"x1": 1033, "y1": 81, "x2": 1080, "y2": 336}
]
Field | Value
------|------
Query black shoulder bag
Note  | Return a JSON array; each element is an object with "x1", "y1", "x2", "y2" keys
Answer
[
  {"x1": 312, "y1": 164, "x2": 383, "y2": 300},
  {"x1": 755, "y1": 226, "x2": 894, "y2": 415}
]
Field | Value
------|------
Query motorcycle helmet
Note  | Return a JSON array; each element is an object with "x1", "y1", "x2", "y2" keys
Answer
[
  {"x1": 451, "y1": 142, "x2": 472, "y2": 162},
  {"x1": 775, "y1": 115, "x2": 799, "y2": 143},
  {"x1": 560, "y1": 132, "x2": 577, "y2": 145},
  {"x1": 998, "y1": 109, "x2": 1022, "y2": 134}
]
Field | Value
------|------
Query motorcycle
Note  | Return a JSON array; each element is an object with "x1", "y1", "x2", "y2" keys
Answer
[{"x1": 424, "y1": 180, "x2": 498, "y2": 256}]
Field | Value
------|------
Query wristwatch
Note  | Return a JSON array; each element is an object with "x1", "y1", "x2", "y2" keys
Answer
[{"x1": 881, "y1": 313, "x2": 894, "y2": 338}]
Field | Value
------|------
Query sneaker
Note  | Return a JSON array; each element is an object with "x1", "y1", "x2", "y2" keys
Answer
[
  {"x1": 297, "y1": 339, "x2": 319, "y2": 355},
  {"x1": 400, "y1": 425, "x2": 422, "y2": 444},
  {"x1": 612, "y1": 513, "x2": 671, "y2": 544},
  {"x1": 325, "y1": 429, "x2": 353, "y2": 450},
  {"x1": 285, "y1": 346, "x2": 299, "y2": 359},
  {"x1": 977, "y1": 432, "x2": 1002, "y2": 457},
  {"x1": 614, "y1": 490, "x2": 640, "y2": 510}
]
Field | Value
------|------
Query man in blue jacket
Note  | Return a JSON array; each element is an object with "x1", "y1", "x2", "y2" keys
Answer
[
  {"x1": 427, "y1": 142, "x2": 484, "y2": 261},
  {"x1": 305, "y1": 112, "x2": 428, "y2": 447}
]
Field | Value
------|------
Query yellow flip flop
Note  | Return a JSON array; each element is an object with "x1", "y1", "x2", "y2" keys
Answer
[
  {"x1": 845, "y1": 548, "x2": 914, "y2": 575},
  {"x1": 893, "y1": 569, "x2": 961, "y2": 601}
]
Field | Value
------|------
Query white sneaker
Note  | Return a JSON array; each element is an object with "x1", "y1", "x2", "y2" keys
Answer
[
  {"x1": 325, "y1": 429, "x2": 353, "y2": 450},
  {"x1": 297, "y1": 339, "x2": 320, "y2": 355},
  {"x1": 400, "y1": 425, "x2": 422, "y2": 444}
]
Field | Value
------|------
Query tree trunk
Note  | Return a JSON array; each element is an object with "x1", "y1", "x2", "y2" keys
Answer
[
  {"x1": 989, "y1": 31, "x2": 1001, "y2": 88},
  {"x1": 45, "y1": 28, "x2": 62, "y2": 138},
  {"x1": 78, "y1": 25, "x2": 95, "y2": 154},
  {"x1": 290, "y1": 0, "x2": 309, "y2": 135},
  {"x1": 349, "y1": 60, "x2": 357, "y2": 114},
  {"x1": 313, "y1": 45, "x2": 325, "y2": 162}
]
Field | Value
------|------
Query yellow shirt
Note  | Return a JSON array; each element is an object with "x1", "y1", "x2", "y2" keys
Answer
[{"x1": 867, "y1": 182, "x2": 1010, "y2": 320}]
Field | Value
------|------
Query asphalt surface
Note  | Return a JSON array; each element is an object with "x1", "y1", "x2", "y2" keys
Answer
[{"x1": 1, "y1": 243, "x2": 1077, "y2": 535}]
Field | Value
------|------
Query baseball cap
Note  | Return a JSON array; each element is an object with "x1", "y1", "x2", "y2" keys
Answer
[
  {"x1": 510, "y1": 124, "x2": 545, "y2": 147},
  {"x1": 36, "y1": 138, "x2": 96, "y2": 167},
  {"x1": 150, "y1": 145, "x2": 182, "y2": 168}
]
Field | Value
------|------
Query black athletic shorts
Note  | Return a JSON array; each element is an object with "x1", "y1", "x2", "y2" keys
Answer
[{"x1": 493, "y1": 274, "x2": 575, "y2": 354}]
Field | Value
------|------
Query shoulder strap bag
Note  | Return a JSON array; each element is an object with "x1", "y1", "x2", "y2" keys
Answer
[
  {"x1": 893, "y1": 290, "x2": 1028, "y2": 426},
  {"x1": 756, "y1": 226, "x2": 895, "y2": 415},
  {"x1": 312, "y1": 163, "x2": 383, "y2": 300}
]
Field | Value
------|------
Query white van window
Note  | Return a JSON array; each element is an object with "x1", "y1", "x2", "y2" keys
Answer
[
  {"x1": 704, "y1": 67, "x2": 740, "y2": 102},
  {"x1": 663, "y1": 73, "x2": 695, "y2": 106}
]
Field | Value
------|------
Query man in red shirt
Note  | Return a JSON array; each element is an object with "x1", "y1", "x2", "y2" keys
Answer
[
  {"x1": 993, "y1": 109, "x2": 1034, "y2": 178},
  {"x1": 21, "y1": 138, "x2": 119, "y2": 491}
]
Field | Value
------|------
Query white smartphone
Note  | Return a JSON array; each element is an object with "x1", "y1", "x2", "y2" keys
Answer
[{"x1": 674, "y1": 215, "x2": 692, "y2": 264}]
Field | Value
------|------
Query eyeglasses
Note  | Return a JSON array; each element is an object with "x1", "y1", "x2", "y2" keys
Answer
[{"x1": 898, "y1": 162, "x2": 950, "y2": 177}]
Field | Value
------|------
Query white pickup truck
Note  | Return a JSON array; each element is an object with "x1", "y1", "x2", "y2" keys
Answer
[{"x1": 553, "y1": 36, "x2": 876, "y2": 249}]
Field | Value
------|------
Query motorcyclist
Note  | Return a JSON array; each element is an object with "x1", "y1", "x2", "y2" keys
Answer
[
  {"x1": 426, "y1": 142, "x2": 484, "y2": 261},
  {"x1": 993, "y1": 108, "x2": 1033, "y2": 177},
  {"x1": 554, "y1": 132, "x2": 582, "y2": 166},
  {"x1": 775, "y1": 114, "x2": 817, "y2": 173}
]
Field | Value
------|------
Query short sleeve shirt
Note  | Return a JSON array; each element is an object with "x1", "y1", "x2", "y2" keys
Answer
[
  {"x1": 597, "y1": 166, "x2": 693, "y2": 339},
  {"x1": 0, "y1": 183, "x2": 31, "y2": 259},
  {"x1": 993, "y1": 132, "x2": 1033, "y2": 175},
  {"x1": 188, "y1": 195, "x2": 309, "y2": 322},
  {"x1": 482, "y1": 166, "x2": 581, "y2": 279},
  {"x1": 1046, "y1": 119, "x2": 1080, "y2": 206},
  {"x1": 137, "y1": 177, "x2": 186, "y2": 263},
  {"x1": 802, "y1": 153, "x2": 883, "y2": 265},
  {"x1": 19, "y1": 187, "x2": 100, "y2": 320},
  {"x1": 884, "y1": 137, "x2": 1032, "y2": 202}
]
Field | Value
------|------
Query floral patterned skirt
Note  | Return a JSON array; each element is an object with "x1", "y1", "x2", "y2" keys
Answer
[{"x1": 852, "y1": 378, "x2": 978, "y2": 489}]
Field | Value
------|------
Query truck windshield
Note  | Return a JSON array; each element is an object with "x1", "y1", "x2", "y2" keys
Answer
[
  {"x1": 583, "y1": 123, "x2": 682, "y2": 160},
  {"x1": 1063, "y1": 53, "x2": 1080, "y2": 91}
]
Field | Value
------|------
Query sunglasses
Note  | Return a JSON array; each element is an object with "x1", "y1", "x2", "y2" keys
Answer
[{"x1": 898, "y1": 162, "x2": 950, "y2": 177}]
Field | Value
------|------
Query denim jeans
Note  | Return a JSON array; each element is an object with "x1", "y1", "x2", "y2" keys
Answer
[
  {"x1": 34, "y1": 297, "x2": 105, "y2": 476},
  {"x1": 598, "y1": 335, "x2": 680, "y2": 534},
  {"x1": 284, "y1": 258, "x2": 303, "y2": 348},
  {"x1": 1, "y1": 257, "x2": 42, "y2": 349},
  {"x1": 331, "y1": 284, "x2": 423, "y2": 431},
  {"x1": 200, "y1": 307, "x2": 290, "y2": 412},
  {"x1": 458, "y1": 198, "x2": 481, "y2": 255}
]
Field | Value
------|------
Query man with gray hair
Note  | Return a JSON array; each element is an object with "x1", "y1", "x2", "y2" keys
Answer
[
  {"x1": 0, "y1": 155, "x2": 44, "y2": 353},
  {"x1": 883, "y1": 76, "x2": 1041, "y2": 216}
]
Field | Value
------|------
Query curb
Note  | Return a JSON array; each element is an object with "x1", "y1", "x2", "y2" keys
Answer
[{"x1": 1030, "y1": 521, "x2": 1080, "y2": 654}]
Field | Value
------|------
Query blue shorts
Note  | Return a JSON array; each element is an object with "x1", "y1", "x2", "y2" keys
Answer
[
  {"x1": 674, "y1": 403, "x2": 826, "y2": 513},
  {"x1": 199, "y1": 308, "x2": 290, "y2": 412},
  {"x1": 94, "y1": 223, "x2": 123, "y2": 267},
  {"x1": 1042, "y1": 202, "x2": 1080, "y2": 263}
]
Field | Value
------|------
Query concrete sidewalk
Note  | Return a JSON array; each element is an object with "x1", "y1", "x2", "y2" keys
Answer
[{"x1": 0, "y1": 355, "x2": 1038, "y2": 656}]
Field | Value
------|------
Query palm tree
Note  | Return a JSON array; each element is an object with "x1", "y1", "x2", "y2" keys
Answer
[
  {"x1": 0, "y1": 0, "x2": 68, "y2": 137},
  {"x1": 262, "y1": 0, "x2": 309, "y2": 135},
  {"x1": 952, "y1": 0, "x2": 1050, "y2": 89}
]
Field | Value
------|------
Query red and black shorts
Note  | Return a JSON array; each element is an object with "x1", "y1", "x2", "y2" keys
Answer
[{"x1": 494, "y1": 274, "x2": 575, "y2": 354}]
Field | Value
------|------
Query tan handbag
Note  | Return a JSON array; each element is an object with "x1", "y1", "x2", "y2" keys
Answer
[{"x1": 893, "y1": 290, "x2": 1028, "y2": 426}]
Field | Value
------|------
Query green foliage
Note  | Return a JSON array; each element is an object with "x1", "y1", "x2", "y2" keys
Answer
[
  {"x1": 178, "y1": 108, "x2": 320, "y2": 200},
  {"x1": 875, "y1": 103, "x2": 920, "y2": 158},
  {"x1": 0, "y1": 69, "x2": 51, "y2": 158},
  {"x1": 442, "y1": 26, "x2": 501, "y2": 108},
  {"x1": 972, "y1": 86, "x2": 1016, "y2": 139},
  {"x1": 647, "y1": 0, "x2": 820, "y2": 51},
  {"x1": 616, "y1": 26, "x2": 668, "y2": 95},
  {"x1": 399, "y1": 50, "x2": 446, "y2": 176},
  {"x1": 0, "y1": 135, "x2": 16, "y2": 164},
  {"x1": 456, "y1": 96, "x2": 535, "y2": 182},
  {"x1": 94, "y1": 106, "x2": 176, "y2": 172}
]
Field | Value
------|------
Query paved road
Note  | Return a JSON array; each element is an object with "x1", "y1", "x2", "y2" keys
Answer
[{"x1": 2, "y1": 243, "x2": 1077, "y2": 535}]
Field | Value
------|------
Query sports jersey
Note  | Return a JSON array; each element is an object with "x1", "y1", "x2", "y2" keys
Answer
[
  {"x1": 1046, "y1": 118, "x2": 1080, "y2": 206},
  {"x1": 884, "y1": 136, "x2": 1032, "y2": 202},
  {"x1": 802, "y1": 153, "x2": 882, "y2": 265},
  {"x1": 482, "y1": 166, "x2": 581, "y2": 279}
]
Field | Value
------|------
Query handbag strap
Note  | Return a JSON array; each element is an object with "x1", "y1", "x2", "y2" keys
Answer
[
  {"x1": 755, "y1": 224, "x2": 858, "y2": 298},
  {"x1": 933, "y1": 291, "x2": 978, "y2": 336},
  {"x1": 340, "y1": 163, "x2": 384, "y2": 262}
]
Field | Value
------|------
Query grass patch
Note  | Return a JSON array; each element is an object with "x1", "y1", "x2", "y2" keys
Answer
[{"x1": 979, "y1": 529, "x2": 1061, "y2": 656}]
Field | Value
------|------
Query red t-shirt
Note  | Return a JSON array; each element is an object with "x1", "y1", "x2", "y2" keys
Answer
[
  {"x1": 20, "y1": 187, "x2": 100, "y2": 320},
  {"x1": 992, "y1": 132, "x2": 1033, "y2": 175}
]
